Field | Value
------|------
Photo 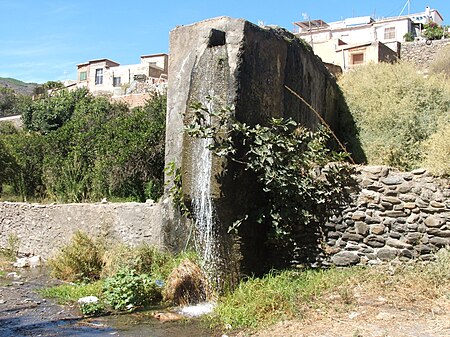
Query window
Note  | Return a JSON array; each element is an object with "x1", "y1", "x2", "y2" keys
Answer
[
  {"x1": 351, "y1": 53, "x2": 364, "y2": 65},
  {"x1": 113, "y1": 76, "x2": 121, "y2": 87},
  {"x1": 95, "y1": 68, "x2": 103, "y2": 85},
  {"x1": 384, "y1": 27, "x2": 396, "y2": 40},
  {"x1": 79, "y1": 71, "x2": 87, "y2": 81}
]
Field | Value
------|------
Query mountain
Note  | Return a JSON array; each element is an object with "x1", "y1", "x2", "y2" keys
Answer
[{"x1": 0, "y1": 77, "x2": 39, "y2": 96}]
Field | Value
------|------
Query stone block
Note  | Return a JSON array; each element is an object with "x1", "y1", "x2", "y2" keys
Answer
[
  {"x1": 370, "y1": 224, "x2": 386, "y2": 235},
  {"x1": 331, "y1": 251, "x2": 361, "y2": 266},
  {"x1": 424, "y1": 215, "x2": 445, "y2": 228},
  {"x1": 355, "y1": 221, "x2": 369, "y2": 236},
  {"x1": 381, "y1": 176, "x2": 404, "y2": 185},
  {"x1": 386, "y1": 238, "x2": 413, "y2": 250},
  {"x1": 427, "y1": 228, "x2": 450, "y2": 237},
  {"x1": 377, "y1": 247, "x2": 398, "y2": 261},
  {"x1": 399, "y1": 194, "x2": 416, "y2": 202},
  {"x1": 342, "y1": 232, "x2": 364, "y2": 242},
  {"x1": 352, "y1": 211, "x2": 366, "y2": 221},
  {"x1": 364, "y1": 235, "x2": 386, "y2": 248},
  {"x1": 429, "y1": 237, "x2": 450, "y2": 247}
]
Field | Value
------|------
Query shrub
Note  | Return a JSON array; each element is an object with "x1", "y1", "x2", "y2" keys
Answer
[
  {"x1": 103, "y1": 267, "x2": 161, "y2": 311},
  {"x1": 422, "y1": 22, "x2": 449, "y2": 40},
  {"x1": 422, "y1": 123, "x2": 450, "y2": 176},
  {"x1": 47, "y1": 231, "x2": 105, "y2": 283},
  {"x1": 430, "y1": 44, "x2": 450, "y2": 78},
  {"x1": 338, "y1": 62, "x2": 450, "y2": 171}
]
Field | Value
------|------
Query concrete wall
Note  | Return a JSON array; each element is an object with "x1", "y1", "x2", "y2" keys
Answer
[
  {"x1": 164, "y1": 16, "x2": 344, "y2": 276},
  {"x1": 0, "y1": 201, "x2": 163, "y2": 259}
]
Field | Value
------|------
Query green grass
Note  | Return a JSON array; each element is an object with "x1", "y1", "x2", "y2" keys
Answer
[
  {"x1": 211, "y1": 267, "x2": 363, "y2": 330},
  {"x1": 211, "y1": 249, "x2": 450, "y2": 331},
  {"x1": 39, "y1": 280, "x2": 103, "y2": 304}
]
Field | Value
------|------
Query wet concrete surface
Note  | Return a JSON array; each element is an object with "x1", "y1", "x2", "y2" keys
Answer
[{"x1": 0, "y1": 267, "x2": 215, "y2": 337}]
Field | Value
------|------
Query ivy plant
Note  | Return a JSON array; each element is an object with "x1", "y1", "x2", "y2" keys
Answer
[{"x1": 185, "y1": 99, "x2": 356, "y2": 264}]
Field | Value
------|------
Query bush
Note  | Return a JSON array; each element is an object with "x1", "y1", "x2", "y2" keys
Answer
[
  {"x1": 422, "y1": 22, "x2": 449, "y2": 40},
  {"x1": 48, "y1": 231, "x2": 105, "y2": 283},
  {"x1": 103, "y1": 267, "x2": 161, "y2": 311},
  {"x1": 430, "y1": 44, "x2": 450, "y2": 78},
  {"x1": 338, "y1": 62, "x2": 450, "y2": 171},
  {"x1": 422, "y1": 123, "x2": 450, "y2": 176}
]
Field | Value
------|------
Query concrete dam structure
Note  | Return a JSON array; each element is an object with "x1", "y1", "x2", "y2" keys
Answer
[{"x1": 163, "y1": 17, "x2": 343, "y2": 281}]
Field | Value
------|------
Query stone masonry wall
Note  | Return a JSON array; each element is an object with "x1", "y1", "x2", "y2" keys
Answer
[
  {"x1": 401, "y1": 38, "x2": 450, "y2": 72},
  {"x1": 325, "y1": 166, "x2": 450, "y2": 267},
  {"x1": 0, "y1": 201, "x2": 163, "y2": 259}
]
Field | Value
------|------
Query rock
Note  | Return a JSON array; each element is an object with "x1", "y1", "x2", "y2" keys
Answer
[
  {"x1": 153, "y1": 312, "x2": 184, "y2": 322},
  {"x1": 331, "y1": 251, "x2": 360, "y2": 266},
  {"x1": 430, "y1": 201, "x2": 445, "y2": 208},
  {"x1": 364, "y1": 235, "x2": 386, "y2": 248},
  {"x1": 362, "y1": 166, "x2": 383, "y2": 174},
  {"x1": 377, "y1": 247, "x2": 398, "y2": 261},
  {"x1": 78, "y1": 296, "x2": 99, "y2": 304},
  {"x1": 399, "y1": 249, "x2": 414, "y2": 259},
  {"x1": 381, "y1": 196, "x2": 402, "y2": 205},
  {"x1": 416, "y1": 199, "x2": 429, "y2": 208},
  {"x1": 376, "y1": 311, "x2": 395, "y2": 320},
  {"x1": 399, "y1": 194, "x2": 416, "y2": 202},
  {"x1": 403, "y1": 202, "x2": 416, "y2": 209},
  {"x1": 342, "y1": 233, "x2": 364, "y2": 242},
  {"x1": 424, "y1": 215, "x2": 445, "y2": 228},
  {"x1": 406, "y1": 213, "x2": 419, "y2": 223},
  {"x1": 386, "y1": 238, "x2": 413, "y2": 249},
  {"x1": 415, "y1": 244, "x2": 434, "y2": 254},
  {"x1": 370, "y1": 224, "x2": 385, "y2": 235},
  {"x1": 405, "y1": 232, "x2": 422, "y2": 244},
  {"x1": 429, "y1": 237, "x2": 450, "y2": 247},
  {"x1": 411, "y1": 168, "x2": 426, "y2": 175},
  {"x1": 381, "y1": 176, "x2": 404, "y2": 185},
  {"x1": 397, "y1": 184, "x2": 412, "y2": 193},
  {"x1": 352, "y1": 211, "x2": 366, "y2": 221},
  {"x1": 384, "y1": 210, "x2": 406, "y2": 218},
  {"x1": 6, "y1": 272, "x2": 21, "y2": 279},
  {"x1": 355, "y1": 222, "x2": 369, "y2": 236},
  {"x1": 427, "y1": 228, "x2": 450, "y2": 237},
  {"x1": 13, "y1": 256, "x2": 41, "y2": 268}
]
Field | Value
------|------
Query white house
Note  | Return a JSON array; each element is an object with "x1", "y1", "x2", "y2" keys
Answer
[
  {"x1": 75, "y1": 53, "x2": 168, "y2": 96},
  {"x1": 294, "y1": 6, "x2": 444, "y2": 71}
]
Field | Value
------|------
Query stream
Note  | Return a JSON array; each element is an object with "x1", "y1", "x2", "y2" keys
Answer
[{"x1": 0, "y1": 267, "x2": 217, "y2": 337}]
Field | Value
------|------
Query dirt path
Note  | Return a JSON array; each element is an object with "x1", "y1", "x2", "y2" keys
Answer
[{"x1": 238, "y1": 293, "x2": 450, "y2": 337}]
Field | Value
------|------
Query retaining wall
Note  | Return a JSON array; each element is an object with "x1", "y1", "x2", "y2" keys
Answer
[
  {"x1": 325, "y1": 166, "x2": 450, "y2": 266},
  {"x1": 0, "y1": 201, "x2": 163, "y2": 259},
  {"x1": 401, "y1": 38, "x2": 450, "y2": 72}
]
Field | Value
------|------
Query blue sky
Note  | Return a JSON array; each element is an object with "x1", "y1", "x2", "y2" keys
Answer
[{"x1": 0, "y1": 0, "x2": 448, "y2": 83}]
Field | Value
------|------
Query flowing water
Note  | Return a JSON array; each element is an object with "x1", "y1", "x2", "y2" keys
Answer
[{"x1": 191, "y1": 98, "x2": 219, "y2": 280}]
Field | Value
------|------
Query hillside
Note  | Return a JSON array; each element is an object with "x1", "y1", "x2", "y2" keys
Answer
[{"x1": 0, "y1": 77, "x2": 39, "y2": 96}]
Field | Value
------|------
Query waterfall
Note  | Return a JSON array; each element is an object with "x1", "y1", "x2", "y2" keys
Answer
[{"x1": 191, "y1": 91, "x2": 219, "y2": 279}]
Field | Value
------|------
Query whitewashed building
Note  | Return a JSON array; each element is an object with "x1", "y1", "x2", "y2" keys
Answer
[
  {"x1": 75, "y1": 53, "x2": 168, "y2": 96},
  {"x1": 294, "y1": 6, "x2": 444, "y2": 71}
]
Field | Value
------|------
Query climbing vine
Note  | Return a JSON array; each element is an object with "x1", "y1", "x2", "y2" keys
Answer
[{"x1": 186, "y1": 99, "x2": 356, "y2": 265}]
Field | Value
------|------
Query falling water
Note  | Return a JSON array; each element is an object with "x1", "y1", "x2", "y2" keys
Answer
[{"x1": 191, "y1": 91, "x2": 218, "y2": 278}]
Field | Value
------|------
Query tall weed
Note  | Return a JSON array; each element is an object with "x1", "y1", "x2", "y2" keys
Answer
[{"x1": 338, "y1": 62, "x2": 450, "y2": 172}]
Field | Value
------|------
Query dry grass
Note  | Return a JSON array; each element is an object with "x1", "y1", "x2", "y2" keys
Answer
[
  {"x1": 213, "y1": 249, "x2": 450, "y2": 332},
  {"x1": 430, "y1": 44, "x2": 450, "y2": 78},
  {"x1": 338, "y1": 61, "x2": 450, "y2": 172},
  {"x1": 163, "y1": 258, "x2": 212, "y2": 305}
]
